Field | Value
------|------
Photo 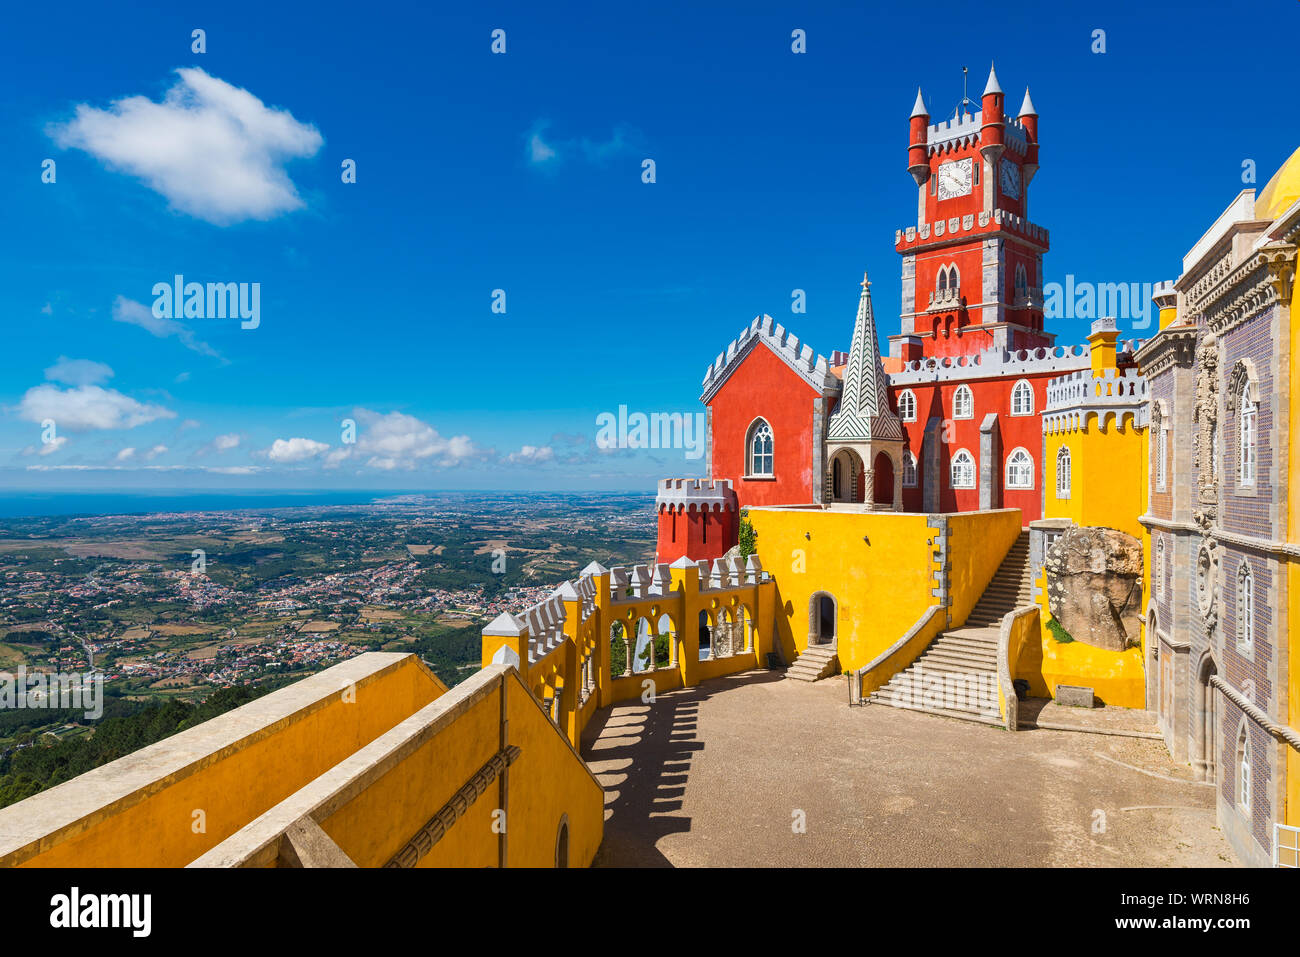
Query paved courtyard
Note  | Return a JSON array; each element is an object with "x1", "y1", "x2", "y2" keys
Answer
[{"x1": 582, "y1": 670, "x2": 1238, "y2": 867}]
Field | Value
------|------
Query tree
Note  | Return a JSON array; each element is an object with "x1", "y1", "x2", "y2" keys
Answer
[{"x1": 737, "y1": 509, "x2": 757, "y2": 559}]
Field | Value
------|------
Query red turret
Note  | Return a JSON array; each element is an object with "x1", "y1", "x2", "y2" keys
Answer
[
  {"x1": 1019, "y1": 86, "x2": 1039, "y2": 188},
  {"x1": 978, "y1": 62, "x2": 1004, "y2": 150},
  {"x1": 655, "y1": 479, "x2": 738, "y2": 564},
  {"x1": 908, "y1": 88, "x2": 930, "y2": 187}
]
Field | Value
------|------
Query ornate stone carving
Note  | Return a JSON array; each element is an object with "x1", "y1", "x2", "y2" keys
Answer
[
  {"x1": 1195, "y1": 538, "x2": 1219, "y2": 633},
  {"x1": 1192, "y1": 334, "x2": 1220, "y2": 512}
]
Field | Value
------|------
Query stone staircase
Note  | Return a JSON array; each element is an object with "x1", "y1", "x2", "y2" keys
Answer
[
  {"x1": 866, "y1": 531, "x2": 1032, "y2": 726},
  {"x1": 785, "y1": 643, "x2": 839, "y2": 682}
]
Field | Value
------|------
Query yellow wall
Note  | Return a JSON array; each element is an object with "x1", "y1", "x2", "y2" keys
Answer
[
  {"x1": 1044, "y1": 415, "x2": 1146, "y2": 539},
  {"x1": 6, "y1": 655, "x2": 445, "y2": 868},
  {"x1": 747, "y1": 507, "x2": 1022, "y2": 673},
  {"x1": 1288, "y1": 269, "x2": 1299, "y2": 828}
]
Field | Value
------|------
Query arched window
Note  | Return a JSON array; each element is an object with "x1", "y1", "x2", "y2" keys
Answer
[
  {"x1": 902, "y1": 451, "x2": 917, "y2": 487},
  {"x1": 1154, "y1": 404, "x2": 1170, "y2": 492},
  {"x1": 1006, "y1": 447, "x2": 1034, "y2": 489},
  {"x1": 1014, "y1": 263, "x2": 1028, "y2": 299},
  {"x1": 1237, "y1": 724, "x2": 1251, "y2": 812},
  {"x1": 747, "y1": 420, "x2": 773, "y2": 477},
  {"x1": 897, "y1": 389, "x2": 916, "y2": 422},
  {"x1": 950, "y1": 449, "x2": 975, "y2": 489},
  {"x1": 1239, "y1": 385, "x2": 1257, "y2": 487},
  {"x1": 1010, "y1": 379, "x2": 1034, "y2": 416},
  {"x1": 1237, "y1": 562, "x2": 1254, "y2": 653},
  {"x1": 953, "y1": 384, "x2": 973, "y2": 420},
  {"x1": 1056, "y1": 445, "x2": 1071, "y2": 499}
]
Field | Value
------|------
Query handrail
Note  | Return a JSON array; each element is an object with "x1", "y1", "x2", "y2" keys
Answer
[{"x1": 1210, "y1": 675, "x2": 1300, "y2": 752}]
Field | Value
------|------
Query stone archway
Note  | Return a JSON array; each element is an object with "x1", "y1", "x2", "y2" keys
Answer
[
  {"x1": 1193, "y1": 653, "x2": 1219, "y2": 783},
  {"x1": 872, "y1": 451, "x2": 895, "y2": 507},
  {"x1": 808, "y1": 592, "x2": 837, "y2": 650},
  {"x1": 830, "y1": 449, "x2": 865, "y2": 504}
]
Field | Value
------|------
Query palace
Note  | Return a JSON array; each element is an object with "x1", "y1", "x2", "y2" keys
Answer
[{"x1": 0, "y1": 71, "x2": 1295, "y2": 872}]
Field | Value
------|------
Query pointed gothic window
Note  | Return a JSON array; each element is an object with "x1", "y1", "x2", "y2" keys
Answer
[
  {"x1": 1014, "y1": 263, "x2": 1028, "y2": 299},
  {"x1": 902, "y1": 451, "x2": 917, "y2": 488},
  {"x1": 897, "y1": 389, "x2": 916, "y2": 422},
  {"x1": 747, "y1": 420, "x2": 774, "y2": 477},
  {"x1": 950, "y1": 449, "x2": 975, "y2": 489},
  {"x1": 1011, "y1": 379, "x2": 1034, "y2": 416},
  {"x1": 1006, "y1": 448, "x2": 1034, "y2": 489},
  {"x1": 953, "y1": 384, "x2": 973, "y2": 419},
  {"x1": 1056, "y1": 445, "x2": 1071, "y2": 499}
]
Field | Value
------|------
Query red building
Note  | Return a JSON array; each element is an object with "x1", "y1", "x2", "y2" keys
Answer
[{"x1": 658, "y1": 65, "x2": 1137, "y2": 561}]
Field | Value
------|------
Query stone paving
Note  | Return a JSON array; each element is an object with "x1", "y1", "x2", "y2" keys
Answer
[{"x1": 582, "y1": 669, "x2": 1238, "y2": 867}]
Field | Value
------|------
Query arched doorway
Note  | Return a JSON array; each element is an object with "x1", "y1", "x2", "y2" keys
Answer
[
  {"x1": 872, "y1": 451, "x2": 894, "y2": 506},
  {"x1": 830, "y1": 449, "x2": 864, "y2": 504},
  {"x1": 1194, "y1": 654, "x2": 1219, "y2": 783},
  {"x1": 698, "y1": 609, "x2": 712, "y2": 661},
  {"x1": 808, "y1": 592, "x2": 836, "y2": 649}
]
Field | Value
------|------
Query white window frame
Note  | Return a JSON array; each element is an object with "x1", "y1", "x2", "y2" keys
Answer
[
  {"x1": 1005, "y1": 447, "x2": 1034, "y2": 490},
  {"x1": 1239, "y1": 387, "x2": 1257, "y2": 487},
  {"x1": 1237, "y1": 562, "x2": 1254, "y2": 654},
  {"x1": 897, "y1": 389, "x2": 917, "y2": 422},
  {"x1": 953, "y1": 384, "x2": 974, "y2": 420},
  {"x1": 1010, "y1": 379, "x2": 1034, "y2": 416},
  {"x1": 1055, "y1": 445, "x2": 1071, "y2": 499},
  {"x1": 902, "y1": 451, "x2": 917, "y2": 488},
  {"x1": 950, "y1": 449, "x2": 975, "y2": 489},
  {"x1": 746, "y1": 419, "x2": 774, "y2": 478}
]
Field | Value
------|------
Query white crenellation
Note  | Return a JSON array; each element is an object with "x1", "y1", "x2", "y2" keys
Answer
[
  {"x1": 896, "y1": 207, "x2": 1049, "y2": 248},
  {"x1": 700, "y1": 314, "x2": 840, "y2": 401},
  {"x1": 1042, "y1": 368, "x2": 1150, "y2": 434},
  {"x1": 656, "y1": 478, "x2": 736, "y2": 512},
  {"x1": 888, "y1": 343, "x2": 1091, "y2": 386}
]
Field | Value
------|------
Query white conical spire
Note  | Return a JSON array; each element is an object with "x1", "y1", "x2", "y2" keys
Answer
[
  {"x1": 826, "y1": 273, "x2": 903, "y2": 443},
  {"x1": 1019, "y1": 86, "x2": 1037, "y2": 117},
  {"x1": 910, "y1": 87, "x2": 929, "y2": 118},
  {"x1": 983, "y1": 61, "x2": 1003, "y2": 96}
]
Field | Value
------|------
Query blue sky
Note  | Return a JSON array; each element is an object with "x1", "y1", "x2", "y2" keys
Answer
[{"x1": 1, "y1": 0, "x2": 1293, "y2": 492}]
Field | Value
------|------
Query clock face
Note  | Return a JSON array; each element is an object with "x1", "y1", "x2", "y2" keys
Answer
[
  {"x1": 936, "y1": 159, "x2": 972, "y2": 200},
  {"x1": 1000, "y1": 159, "x2": 1021, "y2": 199}
]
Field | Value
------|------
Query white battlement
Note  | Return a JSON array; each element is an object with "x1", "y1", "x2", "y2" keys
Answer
[
  {"x1": 897, "y1": 207, "x2": 1048, "y2": 247},
  {"x1": 1043, "y1": 368, "x2": 1150, "y2": 434},
  {"x1": 889, "y1": 343, "x2": 1091, "y2": 386},
  {"x1": 656, "y1": 478, "x2": 736, "y2": 511},
  {"x1": 700, "y1": 314, "x2": 840, "y2": 402}
]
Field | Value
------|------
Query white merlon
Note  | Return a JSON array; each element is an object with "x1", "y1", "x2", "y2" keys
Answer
[
  {"x1": 656, "y1": 478, "x2": 736, "y2": 511},
  {"x1": 1043, "y1": 368, "x2": 1150, "y2": 433},
  {"x1": 701, "y1": 314, "x2": 840, "y2": 402},
  {"x1": 889, "y1": 344, "x2": 1092, "y2": 386}
]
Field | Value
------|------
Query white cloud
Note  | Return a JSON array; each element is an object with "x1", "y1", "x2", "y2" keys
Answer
[
  {"x1": 35, "y1": 436, "x2": 68, "y2": 456},
  {"x1": 507, "y1": 444, "x2": 555, "y2": 464},
  {"x1": 45, "y1": 357, "x2": 113, "y2": 386},
  {"x1": 17, "y1": 383, "x2": 175, "y2": 431},
  {"x1": 326, "y1": 409, "x2": 484, "y2": 471},
  {"x1": 112, "y1": 296, "x2": 219, "y2": 358},
  {"x1": 265, "y1": 437, "x2": 329, "y2": 463},
  {"x1": 49, "y1": 67, "x2": 323, "y2": 225},
  {"x1": 525, "y1": 120, "x2": 636, "y2": 169},
  {"x1": 144, "y1": 444, "x2": 168, "y2": 460},
  {"x1": 212, "y1": 433, "x2": 240, "y2": 451},
  {"x1": 116, "y1": 447, "x2": 135, "y2": 461}
]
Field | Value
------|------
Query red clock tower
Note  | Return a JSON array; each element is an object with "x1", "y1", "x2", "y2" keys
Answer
[{"x1": 891, "y1": 65, "x2": 1049, "y2": 362}]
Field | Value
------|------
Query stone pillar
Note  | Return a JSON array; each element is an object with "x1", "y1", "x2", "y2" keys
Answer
[
  {"x1": 979, "y1": 413, "x2": 1002, "y2": 511},
  {"x1": 923, "y1": 417, "x2": 943, "y2": 513}
]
